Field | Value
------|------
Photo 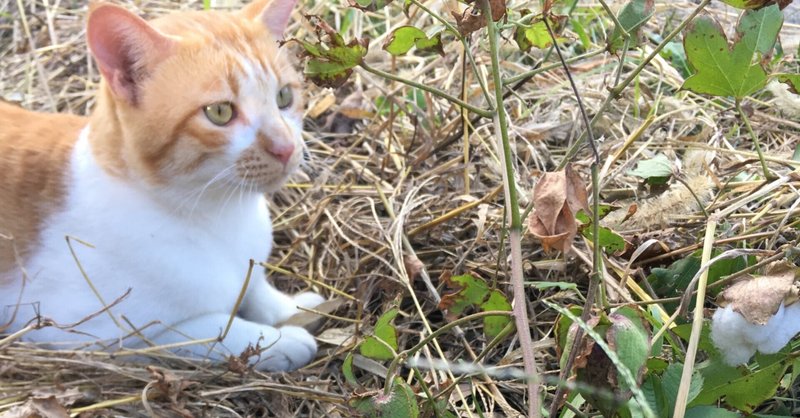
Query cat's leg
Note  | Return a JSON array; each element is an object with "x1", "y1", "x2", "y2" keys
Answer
[
  {"x1": 239, "y1": 275, "x2": 324, "y2": 325},
  {"x1": 153, "y1": 313, "x2": 316, "y2": 371}
]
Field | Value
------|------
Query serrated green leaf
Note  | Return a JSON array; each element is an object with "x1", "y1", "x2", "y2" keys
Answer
[
  {"x1": 479, "y1": 290, "x2": 512, "y2": 339},
  {"x1": 629, "y1": 154, "x2": 673, "y2": 179},
  {"x1": 682, "y1": 14, "x2": 773, "y2": 98},
  {"x1": 691, "y1": 359, "x2": 788, "y2": 413},
  {"x1": 291, "y1": 16, "x2": 368, "y2": 88},
  {"x1": 360, "y1": 308, "x2": 399, "y2": 360},
  {"x1": 383, "y1": 26, "x2": 444, "y2": 56},
  {"x1": 608, "y1": 312, "x2": 650, "y2": 394},
  {"x1": 608, "y1": 0, "x2": 655, "y2": 53}
]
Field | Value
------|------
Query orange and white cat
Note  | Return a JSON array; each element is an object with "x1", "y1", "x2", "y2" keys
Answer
[{"x1": 0, "y1": 0, "x2": 324, "y2": 371}]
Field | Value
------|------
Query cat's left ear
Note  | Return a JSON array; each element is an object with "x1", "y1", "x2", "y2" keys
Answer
[{"x1": 241, "y1": 0, "x2": 298, "y2": 40}]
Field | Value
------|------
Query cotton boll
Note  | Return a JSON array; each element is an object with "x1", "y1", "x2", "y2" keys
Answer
[
  {"x1": 712, "y1": 303, "x2": 800, "y2": 365},
  {"x1": 740, "y1": 303, "x2": 783, "y2": 346},
  {"x1": 752, "y1": 304, "x2": 787, "y2": 353},
  {"x1": 758, "y1": 303, "x2": 800, "y2": 354},
  {"x1": 711, "y1": 306, "x2": 759, "y2": 365}
]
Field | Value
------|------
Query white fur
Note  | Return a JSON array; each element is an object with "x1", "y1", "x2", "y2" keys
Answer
[{"x1": 0, "y1": 128, "x2": 322, "y2": 371}]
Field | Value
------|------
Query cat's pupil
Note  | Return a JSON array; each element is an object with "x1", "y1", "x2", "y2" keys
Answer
[
  {"x1": 204, "y1": 102, "x2": 234, "y2": 126},
  {"x1": 277, "y1": 85, "x2": 293, "y2": 109}
]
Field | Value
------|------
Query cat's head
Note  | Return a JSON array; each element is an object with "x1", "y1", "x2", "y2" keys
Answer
[{"x1": 86, "y1": 0, "x2": 305, "y2": 196}]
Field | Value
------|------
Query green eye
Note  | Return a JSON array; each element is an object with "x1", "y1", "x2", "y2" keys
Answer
[
  {"x1": 277, "y1": 85, "x2": 293, "y2": 109},
  {"x1": 203, "y1": 102, "x2": 235, "y2": 126}
]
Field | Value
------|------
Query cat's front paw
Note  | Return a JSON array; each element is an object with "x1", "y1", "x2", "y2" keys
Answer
[{"x1": 255, "y1": 325, "x2": 317, "y2": 371}]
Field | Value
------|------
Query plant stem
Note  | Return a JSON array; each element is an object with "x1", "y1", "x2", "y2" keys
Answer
[
  {"x1": 382, "y1": 310, "x2": 513, "y2": 395},
  {"x1": 672, "y1": 214, "x2": 718, "y2": 418},
  {"x1": 482, "y1": 1, "x2": 542, "y2": 416},
  {"x1": 409, "y1": 0, "x2": 493, "y2": 105},
  {"x1": 557, "y1": 0, "x2": 711, "y2": 169},
  {"x1": 542, "y1": 16, "x2": 604, "y2": 415},
  {"x1": 598, "y1": 0, "x2": 630, "y2": 40},
  {"x1": 360, "y1": 62, "x2": 493, "y2": 118},
  {"x1": 503, "y1": 49, "x2": 605, "y2": 85},
  {"x1": 735, "y1": 99, "x2": 772, "y2": 179}
]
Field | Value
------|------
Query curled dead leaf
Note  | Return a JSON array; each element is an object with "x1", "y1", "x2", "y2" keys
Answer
[
  {"x1": 716, "y1": 261, "x2": 800, "y2": 325},
  {"x1": 450, "y1": 0, "x2": 506, "y2": 36},
  {"x1": 526, "y1": 163, "x2": 590, "y2": 253}
]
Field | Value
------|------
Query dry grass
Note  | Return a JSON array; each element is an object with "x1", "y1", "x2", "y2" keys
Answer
[{"x1": 2, "y1": 0, "x2": 800, "y2": 416}]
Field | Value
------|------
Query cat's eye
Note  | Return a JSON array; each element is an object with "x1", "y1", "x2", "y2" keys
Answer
[
  {"x1": 204, "y1": 102, "x2": 235, "y2": 126},
  {"x1": 276, "y1": 85, "x2": 293, "y2": 109}
]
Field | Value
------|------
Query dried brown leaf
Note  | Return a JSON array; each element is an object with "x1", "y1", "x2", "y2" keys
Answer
[
  {"x1": 717, "y1": 262, "x2": 799, "y2": 325},
  {"x1": 526, "y1": 164, "x2": 588, "y2": 253}
]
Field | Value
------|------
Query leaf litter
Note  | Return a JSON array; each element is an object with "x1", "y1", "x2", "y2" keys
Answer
[{"x1": 1, "y1": 0, "x2": 800, "y2": 416}]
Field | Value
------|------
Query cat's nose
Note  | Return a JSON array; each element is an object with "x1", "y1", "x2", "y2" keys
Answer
[
  {"x1": 257, "y1": 133, "x2": 294, "y2": 165},
  {"x1": 268, "y1": 143, "x2": 294, "y2": 165}
]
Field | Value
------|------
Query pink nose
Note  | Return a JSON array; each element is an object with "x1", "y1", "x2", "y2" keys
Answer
[{"x1": 267, "y1": 142, "x2": 294, "y2": 165}]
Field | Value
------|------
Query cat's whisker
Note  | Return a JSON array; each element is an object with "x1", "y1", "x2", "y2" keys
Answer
[{"x1": 177, "y1": 164, "x2": 238, "y2": 216}]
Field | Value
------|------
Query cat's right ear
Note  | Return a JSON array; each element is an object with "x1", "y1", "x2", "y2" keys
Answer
[{"x1": 87, "y1": 4, "x2": 174, "y2": 105}]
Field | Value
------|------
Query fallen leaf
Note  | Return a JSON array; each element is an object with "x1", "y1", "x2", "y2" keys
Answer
[
  {"x1": 526, "y1": 164, "x2": 589, "y2": 252},
  {"x1": 716, "y1": 261, "x2": 800, "y2": 325},
  {"x1": 3, "y1": 396, "x2": 69, "y2": 418}
]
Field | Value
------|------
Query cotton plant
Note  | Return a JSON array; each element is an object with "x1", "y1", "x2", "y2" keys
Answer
[{"x1": 711, "y1": 261, "x2": 800, "y2": 365}]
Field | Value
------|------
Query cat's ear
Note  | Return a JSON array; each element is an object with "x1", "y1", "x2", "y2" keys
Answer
[
  {"x1": 242, "y1": 0, "x2": 298, "y2": 40},
  {"x1": 87, "y1": 4, "x2": 174, "y2": 105}
]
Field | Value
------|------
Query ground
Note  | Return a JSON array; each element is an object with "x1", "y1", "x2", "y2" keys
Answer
[{"x1": 1, "y1": 0, "x2": 800, "y2": 417}]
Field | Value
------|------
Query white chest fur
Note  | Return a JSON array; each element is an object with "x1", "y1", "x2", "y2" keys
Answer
[{"x1": 0, "y1": 128, "x2": 321, "y2": 371}]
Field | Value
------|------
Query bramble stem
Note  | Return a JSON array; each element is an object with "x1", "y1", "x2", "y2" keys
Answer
[
  {"x1": 482, "y1": 0, "x2": 542, "y2": 416},
  {"x1": 360, "y1": 62, "x2": 493, "y2": 118}
]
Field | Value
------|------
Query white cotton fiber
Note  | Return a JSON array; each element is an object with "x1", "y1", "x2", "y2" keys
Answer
[{"x1": 711, "y1": 303, "x2": 800, "y2": 365}]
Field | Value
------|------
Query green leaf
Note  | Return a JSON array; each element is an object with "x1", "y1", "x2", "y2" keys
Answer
[
  {"x1": 719, "y1": 0, "x2": 782, "y2": 9},
  {"x1": 479, "y1": 290, "x2": 512, "y2": 339},
  {"x1": 350, "y1": 377, "x2": 420, "y2": 418},
  {"x1": 628, "y1": 154, "x2": 673, "y2": 180},
  {"x1": 581, "y1": 225, "x2": 626, "y2": 254},
  {"x1": 686, "y1": 406, "x2": 742, "y2": 418},
  {"x1": 608, "y1": 310, "x2": 651, "y2": 394},
  {"x1": 692, "y1": 357, "x2": 789, "y2": 412},
  {"x1": 515, "y1": 15, "x2": 567, "y2": 51},
  {"x1": 738, "y1": 6, "x2": 783, "y2": 57},
  {"x1": 776, "y1": 73, "x2": 800, "y2": 94},
  {"x1": 342, "y1": 352, "x2": 357, "y2": 385},
  {"x1": 439, "y1": 274, "x2": 489, "y2": 316},
  {"x1": 439, "y1": 274, "x2": 511, "y2": 340},
  {"x1": 661, "y1": 363, "x2": 704, "y2": 416},
  {"x1": 360, "y1": 308, "x2": 399, "y2": 360},
  {"x1": 608, "y1": 0, "x2": 655, "y2": 53},
  {"x1": 681, "y1": 12, "x2": 779, "y2": 98},
  {"x1": 290, "y1": 16, "x2": 368, "y2": 88},
  {"x1": 383, "y1": 26, "x2": 444, "y2": 56}
]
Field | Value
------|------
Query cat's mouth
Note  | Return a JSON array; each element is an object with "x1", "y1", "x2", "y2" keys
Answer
[{"x1": 236, "y1": 164, "x2": 296, "y2": 192}]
